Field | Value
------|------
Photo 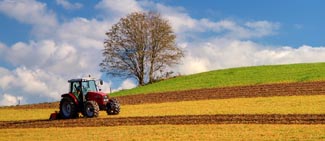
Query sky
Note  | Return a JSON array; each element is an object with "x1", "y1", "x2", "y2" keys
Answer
[{"x1": 0, "y1": 0, "x2": 325, "y2": 106}]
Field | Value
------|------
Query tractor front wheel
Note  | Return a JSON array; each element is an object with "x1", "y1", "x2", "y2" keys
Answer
[
  {"x1": 59, "y1": 97, "x2": 78, "y2": 119},
  {"x1": 83, "y1": 101, "x2": 99, "y2": 118},
  {"x1": 106, "y1": 98, "x2": 120, "y2": 115}
]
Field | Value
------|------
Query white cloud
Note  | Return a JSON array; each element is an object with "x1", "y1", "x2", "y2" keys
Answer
[
  {"x1": 152, "y1": 3, "x2": 279, "y2": 40},
  {"x1": 0, "y1": 65, "x2": 112, "y2": 105},
  {"x1": 177, "y1": 38, "x2": 325, "y2": 75},
  {"x1": 0, "y1": 67, "x2": 11, "y2": 77},
  {"x1": 0, "y1": 67, "x2": 67, "y2": 104},
  {"x1": 0, "y1": 0, "x2": 57, "y2": 26},
  {"x1": 0, "y1": 0, "x2": 58, "y2": 35},
  {"x1": 0, "y1": 93, "x2": 22, "y2": 106},
  {"x1": 178, "y1": 56, "x2": 210, "y2": 75},
  {"x1": 0, "y1": 17, "x2": 112, "y2": 105},
  {"x1": 14, "y1": 68, "x2": 49, "y2": 94},
  {"x1": 0, "y1": 68, "x2": 15, "y2": 90},
  {"x1": 55, "y1": 18, "x2": 110, "y2": 49},
  {"x1": 56, "y1": 0, "x2": 83, "y2": 10},
  {"x1": 229, "y1": 21, "x2": 280, "y2": 39},
  {"x1": 120, "y1": 79, "x2": 136, "y2": 89},
  {"x1": 2, "y1": 39, "x2": 104, "y2": 76},
  {"x1": 155, "y1": 4, "x2": 197, "y2": 33},
  {"x1": 113, "y1": 79, "x2": 136, "y2": 92},
  {"x1": 0, "y1": 0, "x2": 114, "y2": 105},
  {"x1": 96, "y1": 0, "x2": 143, "y2": 19}
]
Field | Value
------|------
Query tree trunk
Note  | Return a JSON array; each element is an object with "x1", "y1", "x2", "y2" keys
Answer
[{"x1": 149, "y1": 59, "x2": 155, "y2": 83}]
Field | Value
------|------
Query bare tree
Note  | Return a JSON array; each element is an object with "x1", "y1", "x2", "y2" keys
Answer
[{"x1": 100, "y1": 12, "x2": 183, "y2": 86}]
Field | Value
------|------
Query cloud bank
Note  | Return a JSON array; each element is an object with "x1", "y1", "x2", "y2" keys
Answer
[{"x1": 178, "y1": 39, "x2": 325, "y2": 74}]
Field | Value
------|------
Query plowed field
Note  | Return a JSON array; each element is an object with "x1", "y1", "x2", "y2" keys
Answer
[
  {"x1": 8, "y1": 81, "x2": 325, "y2": 109},
  {"x1": 118, "y1": 81, "x2": 325, "y2": 105},
  {"x1": 0, "y1": 114, "x2": 324, "y2": 129},
  {"x1": 1, "y1": 81, "x2": 324, "y2": 129}
]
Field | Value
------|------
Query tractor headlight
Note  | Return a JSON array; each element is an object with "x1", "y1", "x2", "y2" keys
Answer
[{"x1": 104, "y1": 95, "x2": 109, "y2": 102}]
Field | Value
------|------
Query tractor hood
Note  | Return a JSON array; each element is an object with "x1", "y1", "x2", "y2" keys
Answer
[
  {"x1": 86, "y1": 91, "x2": 109, "y2": 109},
  {"x1": 87, "y1": 91, "x2": 108, "y2": 97}
]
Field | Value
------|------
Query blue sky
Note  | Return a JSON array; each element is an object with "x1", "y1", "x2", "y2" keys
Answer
[
  {"x1": 2, "y1": 0, "x2": 325, "y2": 47},
  {"x1": 0, "y1": 0, "x2": 325, "y2": 105},
  {"x1": 178, "y1": 0, "x2": 325, "y2": 47}
]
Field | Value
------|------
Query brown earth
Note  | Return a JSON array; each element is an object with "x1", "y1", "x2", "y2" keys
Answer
[
  {"x1": 0, "y1": 114, "x2": 324, "y2": 129},
  {"x1": 6, "y1": 81, "x2": 325, "y2": 109},
  {"x1": 1, "y1": 81, "x2": 324, "y2": 128},
  {"x1": 118, "y1": 81, "x2": 325, "y2": 105}
]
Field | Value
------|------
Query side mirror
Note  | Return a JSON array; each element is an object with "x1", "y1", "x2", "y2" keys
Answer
[{"x1": 99, "y1": 79, "x2": 103, "y2": 85}]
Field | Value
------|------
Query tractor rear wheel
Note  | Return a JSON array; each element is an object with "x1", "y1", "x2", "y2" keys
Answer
[
  {"x1": 106, "y1": 98, "x2": 120, "y2": 115},
  {"x1": 59, "y1": 97, "x2": 78, "y2": 119},
  {"x1": 83, "y1": 101, "x2": 99, "y2": 118}
]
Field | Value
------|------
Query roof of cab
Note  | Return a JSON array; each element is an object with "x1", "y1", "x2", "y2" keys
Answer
[{"x1": 68, "y1": 77, "x2": 96, "y2": 82}]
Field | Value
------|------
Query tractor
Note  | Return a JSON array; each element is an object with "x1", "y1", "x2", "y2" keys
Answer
[{"x1": 49, "y1": 76, "x2": 120, "y2": 120}]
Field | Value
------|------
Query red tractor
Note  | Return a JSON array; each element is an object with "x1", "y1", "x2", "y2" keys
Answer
[{"x1": 50, "y1": 77, "x2": 120, "y2": 119}]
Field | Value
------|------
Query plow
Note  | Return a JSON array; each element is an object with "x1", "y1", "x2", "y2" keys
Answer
[{"x1": 49, "y1": 76, "x2": 120, "y2": 120}]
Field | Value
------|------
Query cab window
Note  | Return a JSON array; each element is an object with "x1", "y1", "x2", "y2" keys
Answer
[
  {"x1": 81, "y1": 80, "x2": 97, "y2": 95},
  {"x1": 71, "y1": 82, "x2": 80, "y2": 93}
]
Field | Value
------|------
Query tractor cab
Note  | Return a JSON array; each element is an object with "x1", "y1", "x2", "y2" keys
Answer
[
  {"x1": 68, "y1": 78, "x2": 103, "y2": 103},
  {"x1": 57, "y1": 76, "x2": 120, "y2": 119}
]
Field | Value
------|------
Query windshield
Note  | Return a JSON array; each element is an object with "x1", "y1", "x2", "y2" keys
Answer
[{"x1": 82, "y1": 80, "x2": 97, "y2": 95}]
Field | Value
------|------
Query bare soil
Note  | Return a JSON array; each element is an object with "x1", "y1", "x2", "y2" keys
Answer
[
  {"x1": 6, "y1": 81, "x2": 325, "y2": 109},
  {"x1": 0, "y1": 114, "x2": 324, "y2": 129},
  {"x1": 118, "y1": 81, "x2": 325, "y2": 105},
  {"x1": 1, "y1": 81, "x2": 324, "y2": 128}
]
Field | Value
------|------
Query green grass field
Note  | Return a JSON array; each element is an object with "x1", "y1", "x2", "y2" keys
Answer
[{"x1": 112, "y1": 62, "x2": 325, "y2": 96}]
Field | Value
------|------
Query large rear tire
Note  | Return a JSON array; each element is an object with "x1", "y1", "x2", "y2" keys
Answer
[
  {"x1": 83, "y1": 101, "x2": 99, "y2": 118},
  {"x1": 106, "y1": 98, "x2": 120, "y2": 115},
  {"x1": 59, "y1": 97, "x2": 78, "y2": 119}
]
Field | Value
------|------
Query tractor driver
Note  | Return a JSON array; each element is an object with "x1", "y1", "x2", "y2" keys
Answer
[
  {"x1": 73, "y1": 84, "x2": 81, "y2": 98},
  {"x1": 74, "y1": 84, "x2": 86, "y2": 102}
]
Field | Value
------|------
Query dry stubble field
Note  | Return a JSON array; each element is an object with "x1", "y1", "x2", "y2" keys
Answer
[{"x1": 0, "y1": 81, "x2": 325, "y2": 140}]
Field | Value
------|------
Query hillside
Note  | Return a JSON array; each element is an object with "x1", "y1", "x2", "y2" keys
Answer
[
  {"x1": 1, "y1": 63, "x2": 325, "y2": 141},
  {"x1": 112, "y1": 62, "x2": 325, "y2": 97}
]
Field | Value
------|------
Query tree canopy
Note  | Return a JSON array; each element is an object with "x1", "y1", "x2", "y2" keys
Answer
[{"x1": 100, "y1": 12, "x2": 184, "y2": 86}]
